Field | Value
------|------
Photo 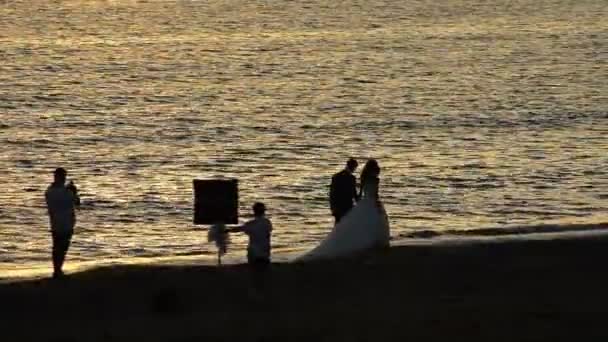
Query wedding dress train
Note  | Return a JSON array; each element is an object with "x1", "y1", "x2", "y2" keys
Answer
[{"x1": 298, "y1": 178, "x2": 390, "y2": 261}]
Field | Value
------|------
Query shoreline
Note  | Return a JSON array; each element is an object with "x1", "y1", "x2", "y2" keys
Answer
[
  {"x1": 2, "y1": 233, "x2": 608, "y2": 341},
  {"x1": 2, "y1": 223, "x2": 608, "y2": 282}
]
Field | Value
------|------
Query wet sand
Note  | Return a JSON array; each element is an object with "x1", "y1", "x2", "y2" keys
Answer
[{"x1": 1, "y1": 234, "x2": 607, "y2": 341}]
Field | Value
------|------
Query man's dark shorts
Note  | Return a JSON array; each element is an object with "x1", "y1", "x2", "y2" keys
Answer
[{"x1": 248, "y1": 256, "x2": 270, "y2": 273}]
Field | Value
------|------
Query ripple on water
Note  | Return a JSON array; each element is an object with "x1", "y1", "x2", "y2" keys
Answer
[{"x1": 0, "y1": 0, "x2": 606, "y2": 269}]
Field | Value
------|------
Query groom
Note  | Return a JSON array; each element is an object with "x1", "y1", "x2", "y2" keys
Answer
[{"x1": 329, "y1": 158, "x2": 360, "y2": 224}]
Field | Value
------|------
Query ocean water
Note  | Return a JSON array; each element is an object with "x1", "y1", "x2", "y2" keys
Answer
[{"x1": 1, "y1": 0, "x2": 607, "y2": 274}]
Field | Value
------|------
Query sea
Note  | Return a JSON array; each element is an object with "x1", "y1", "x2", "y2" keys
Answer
[{"x1": 1, "y1": 0, "x2": 607, "y2": 277}]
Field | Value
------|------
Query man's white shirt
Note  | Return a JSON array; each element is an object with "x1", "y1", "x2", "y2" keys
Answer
[
  {"x1": 45, "y1": 184, "x2": 77, "y2": 233},
  {"x1": 242, "y1": 216, "x2": 272, "y2": 260}
]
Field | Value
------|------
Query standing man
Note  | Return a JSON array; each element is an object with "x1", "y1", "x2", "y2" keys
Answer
[
  {"x1": 329, "y1": 158, "x2": 359, "y2": 224},
  {"x1": 45, "y1": 167, "x2": 80, "y2": 279},
  {"x1": 230, "y1": 202, "x2": 273, "y2": 294}
]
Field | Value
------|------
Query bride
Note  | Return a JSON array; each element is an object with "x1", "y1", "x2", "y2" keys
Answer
[{"x1": 298, "y1": 159, "x2": 390, "y2": 261}]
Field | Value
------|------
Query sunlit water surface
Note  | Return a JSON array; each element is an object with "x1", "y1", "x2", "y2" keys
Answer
[{"x1": 0, "y1": 0, "x2": 607, "y2": 274}]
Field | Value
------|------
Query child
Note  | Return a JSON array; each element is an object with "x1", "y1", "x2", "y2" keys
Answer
[{"x1": 208, "y1": 221, "x2": 230, "y2": 265}]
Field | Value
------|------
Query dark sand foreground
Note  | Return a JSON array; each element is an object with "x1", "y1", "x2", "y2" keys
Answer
[{"x1": 2, "y1": 235, "x2": 608, "y2": 342}]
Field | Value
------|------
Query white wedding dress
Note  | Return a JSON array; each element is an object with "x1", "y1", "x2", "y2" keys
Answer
[{"x1": 297, "y1": 177, "x2": 390, "y2": 261}]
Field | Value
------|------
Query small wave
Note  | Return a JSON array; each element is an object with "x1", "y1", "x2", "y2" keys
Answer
[
  {"x1": 15, "y1": 159, "x2": 34, "y2": 168},
  {"x1": 402, "y1": 222, "x2": 608, "y2": 239}
]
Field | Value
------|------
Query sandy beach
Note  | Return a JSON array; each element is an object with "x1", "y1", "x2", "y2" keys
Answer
[{"x1": 2, "y1": 234, "x2": 607, "y2": 341}]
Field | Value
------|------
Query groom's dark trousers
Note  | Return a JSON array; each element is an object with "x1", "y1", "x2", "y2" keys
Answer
[
  {"x1": 332, "y1": 205, "x2": 352, "y2": 224},
  {"x1": 330, "y1": 169, "x2": 358, "y2": 224}
]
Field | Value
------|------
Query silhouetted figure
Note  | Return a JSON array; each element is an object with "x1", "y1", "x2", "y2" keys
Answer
[
  {"x1": 45, "y1": 167, "x2": 80, "y2": 279},
  {"x1": 230, "y1": 202, "x2": 273, "y2": 294},
  {"x1": 298, "y1": 158, "x2": 390, "y2": 261},
  {"x1": 208, "y1": 221, "x2": 230, "y2": 265},
  {"x1": 359, "y1": 159, "x2": 381, "y2": 204},
  {"x1": 329, "y1": 158, "x2": 360, "y2": 224}
]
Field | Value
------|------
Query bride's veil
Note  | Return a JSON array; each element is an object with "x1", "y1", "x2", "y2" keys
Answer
[{"x1": 359, "y1": 159, "x2": 380, "y2": 198}]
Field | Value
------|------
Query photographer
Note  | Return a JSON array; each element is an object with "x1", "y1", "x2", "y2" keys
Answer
[{"x1": 45, "y1": 167, "x2": 80, "y2": 279}]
